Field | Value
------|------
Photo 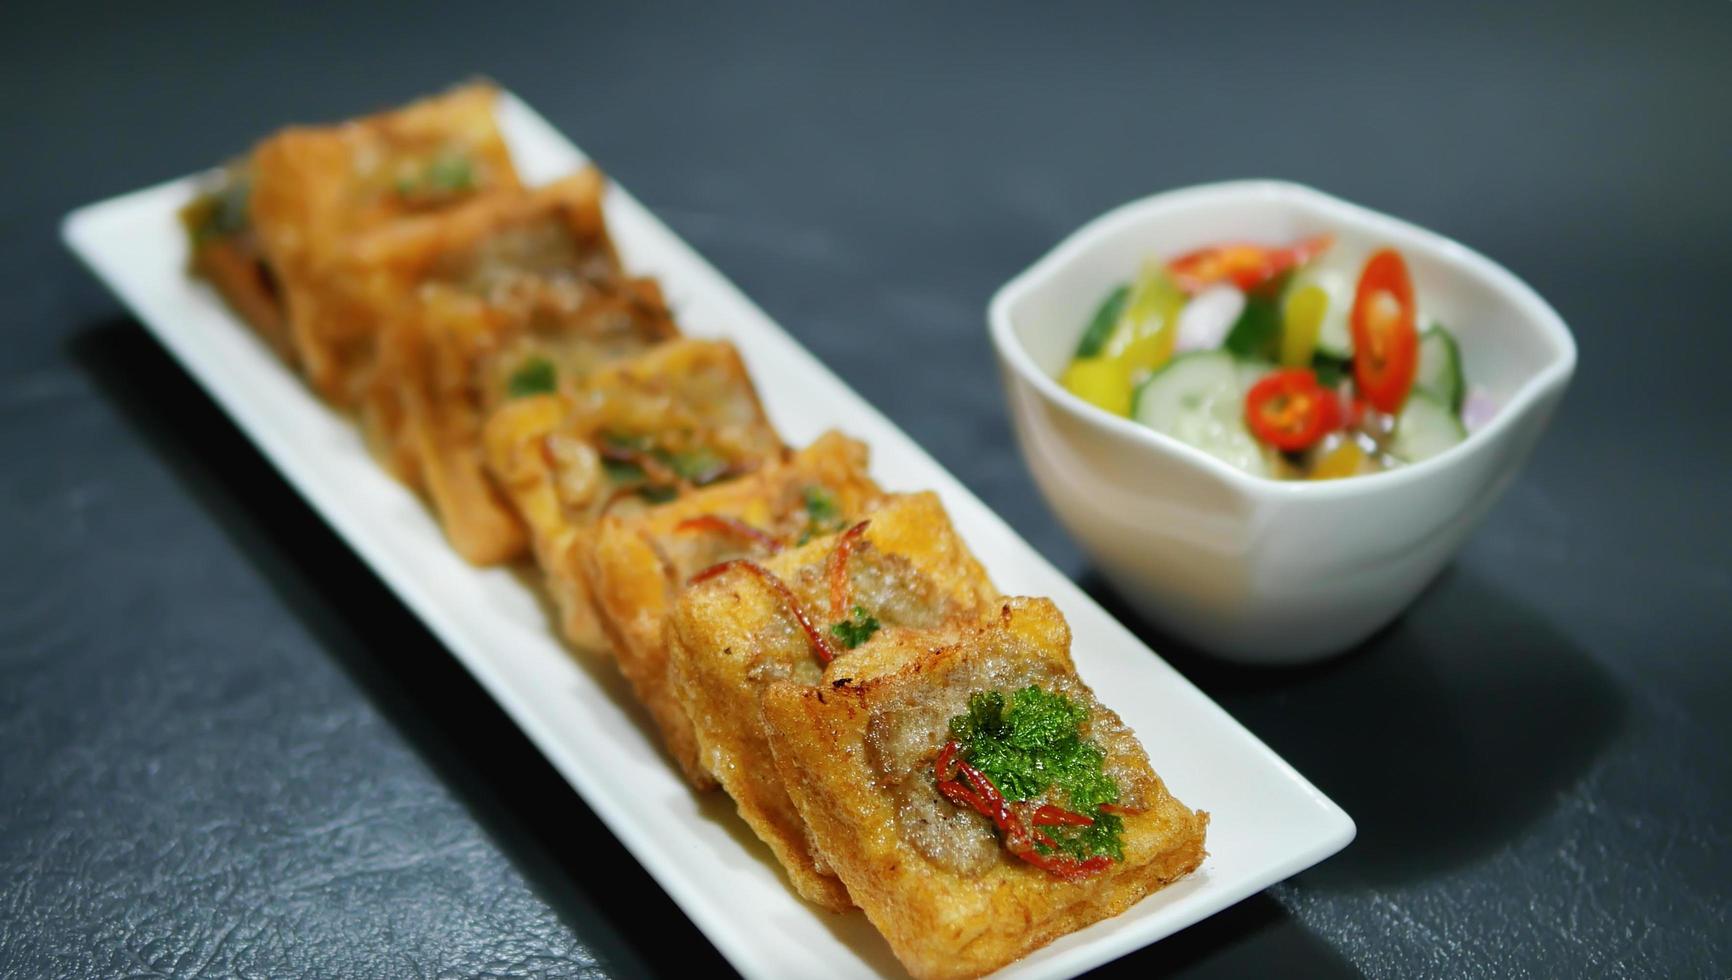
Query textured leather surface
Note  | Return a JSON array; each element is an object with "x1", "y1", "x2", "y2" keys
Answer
[{"x1": 5, "y1": 1, "x2": 1731, "y2": 977}]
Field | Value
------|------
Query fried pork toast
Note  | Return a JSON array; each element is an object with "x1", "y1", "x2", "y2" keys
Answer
[
  {"x1": 585, "y1": 430, "x2": 883, "y2": 788},
  {"x1": 761, "y1": 596, "x2": 1208, "y2": 979},
  {"x1": 363, "y1": 169, "x2": 678, "y2": 562},
  {"x1": 180, "y1": 159, "x2": 293, "y2": 358},
  {"x1": 484, "y1": 337, "x2": 783, "y2": 650},
  {"x1": 244, "y1": 82, "x2": 522, "y2": 402},
  {"x1": 666, "y1": 491, "x2": 998, "y2": 910}
]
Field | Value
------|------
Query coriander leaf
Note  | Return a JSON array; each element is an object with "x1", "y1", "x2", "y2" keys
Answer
[
  {"x1": 828, "y1": 605, "x2": 880, "y2": 649},
  {"x1": 601, "y1": 457, "x2": 646, "y2": 483},
  {"x1": 396, "y1": 153, "x2": 476, "y2": 200},
  {"x1": 1043, "y1": 810, "x2": 1125, "y2": 863},
  {"x1": 426, "y1": 154, "x2": 474, "y2": 192},
  {"x1": 666, "y1": 447, "x2": 728, "y2": 484},
  {"x1": 798, "y1": 485, "x2": 844, "y2": 544},
  {"x1": 187, "y1": 175, "x2": 251, "y2": 244},
  {"x1": 506, "y1": 357, "x2": 557, "y2": 398},
  {"x1": 945, "y1": 685, "x2": 1124, "y2": 861}
]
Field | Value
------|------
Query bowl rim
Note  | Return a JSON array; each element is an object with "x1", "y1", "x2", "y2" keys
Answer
[{"x1": 987, "y1": 179, "x2": 1578, "y2": 499}]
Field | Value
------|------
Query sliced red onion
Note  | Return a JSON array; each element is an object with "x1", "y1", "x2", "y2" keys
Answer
[{"x1": 1175, "y1": 285, "x2": 1245, "y2": 353}]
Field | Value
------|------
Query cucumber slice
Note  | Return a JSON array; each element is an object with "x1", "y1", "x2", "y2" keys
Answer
[
  {"x1": 1415, "y1": 324, "x2": 1465, "y2": 413},
  {"x1": 1074, "y1": 284, "x2": 1130, "y2": 358},
  {"x1": 1132, "y1": 351, "x2": 1269, "y2": 477},
  {"x1": 1391, "y1": 390, "x2": 1467, "y2": 463}
]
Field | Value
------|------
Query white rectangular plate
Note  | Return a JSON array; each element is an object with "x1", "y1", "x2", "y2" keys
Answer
[{"x1": 62, "y1": 92, "x2": 1353, "y2": 979}]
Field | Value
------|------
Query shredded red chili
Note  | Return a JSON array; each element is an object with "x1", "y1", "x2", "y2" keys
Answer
[
  {"x1": 673, "y1": 514, "x2": 784, "y2": 554},
  {"x1": 690, "y1": 559, "x2": 839, "y2": 664},
  {"x1": 932, "y1": 740, "x2": 1115, "y2": 881},
  {"x1": 826, "y1": 520, "x2": 871, "y2": 620},
  {"x1": 1029, "y1": 804, "x2": 1096, "y2": 828}
]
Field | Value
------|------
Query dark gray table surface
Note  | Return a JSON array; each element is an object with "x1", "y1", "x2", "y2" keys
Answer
[{"x1": 4, "y1": 2, "x2": 1729, "y2": 977}]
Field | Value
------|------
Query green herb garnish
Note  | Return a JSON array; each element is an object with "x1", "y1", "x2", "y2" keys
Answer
[
  {"x1": 805, "y1": 485, "x2": 838, "y2": 524},
  {"x1": 596, "y1": 432, "x2": 731, "y2": 496},
  {"x1": 506, "y1": 357, "x2": 557, "y2": 398},
  {"x1": 187, "y1": 174, "x2": 251, "y2": 244},
  {"x1": 797, "y1": 485, "x2": 845, "y2": 544},
  {"x1": 602, "y1": 457, "x2": 646, "y2": 483},
  {"x1": 396, "y1": 153, "x2": 475, "y2": 199},
  {"x1": 828, "y1": 605, "x2": 880, "y2": 649},
  {"x1": 600, "y1": 435, "x2": 648, "y2": 483},
  {"x1": 210, "y1": 179, "x2": 251, "y2": 236},
  {"x1": 426, "y1": 154, "x2": 474, "y2": 192},
  {"x1": 948, "y1": 686, "x2": 1123, "y2": 861},
  {"x1": 667, "y1": 447, "x2": 728, "y2": 485}
]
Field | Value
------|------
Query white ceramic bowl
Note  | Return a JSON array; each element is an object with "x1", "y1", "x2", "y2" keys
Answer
[{"x1": 989, "y1": 181, "x2": 1576, "y2": 664}]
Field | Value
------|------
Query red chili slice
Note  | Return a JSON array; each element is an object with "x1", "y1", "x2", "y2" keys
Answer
[
  {"x1": 673, "y1": 514, "x2": 784, "y2": 554},
  {"x1": 826, "y1": 520, "x2": 871, "y2": 620},
  {"x1": 690, "y1": 559, "x2": 839, "y2": 664},
  {"x1": 1029, "y1": 804, "x2": 1096, "y2": 828},
  {"x1": 1018, "y1": 850, "x2": 1116, "y2": 880},
  {"x1": 938, "y1": 776, "x2": 990, "y2": 814},
  {"x1": 934, "y1": 740, "x2": 962, "y2": 782},
  {"x1": 1167, "y1": 233, "x2": 1334, "y2": 293},
  {"x1": 1244, "y1": 368, "x2": 1337, "y2": 451},
  {"x1": 931, "y1": 741, "x2": 1116, "y2": 882},
  {"x1": 1349, "y1": 248, "x2": 1420, "y2": 413}
]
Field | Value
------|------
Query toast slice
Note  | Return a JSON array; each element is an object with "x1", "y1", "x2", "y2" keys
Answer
[
  {"x1": 363, "y1": 170, "x2": 677, "y2": 562},
  {"x1": 585, "y1": 430, "x2": 883, "y2": 788},
  {"x1": 666, "y1": 491, "x2": 998, "y2": 910},
  {"x1": 760, "y1": 596, "x2": 1208, "y2": 979},
  {"x1": 180, "y1": 159, "x2": 293, "y2": 359},
  {"x1": 484, "y1": 337, "x2": 783, "y2": 650},
  {"x1": 243, "y1": 82, "x2": 522, "y2": 402}
]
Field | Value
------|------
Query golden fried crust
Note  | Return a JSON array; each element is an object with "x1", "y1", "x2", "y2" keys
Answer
[
  {"x1": 342, "y1": 166, "x2": 611, "y2": 285},
  {"x1": 248, "y1": 83, "x2": 522, "y2": 403},
  {"x1": 189, "y1": 234, "x2": 289, "y2": 357},
  {"x1": 354, "y1": 167, "x2": 622, "y2": 484},
  {"x1": 483, "y1": 338, "x2": 783, "y2": 651},
  {"x1": 357, "y1": 171, "x2": 676, "y2": 564},
  {"x1": 585, "y1": 431, "x2": 883, "y2": 789},
  {"x1": 760, "y1": 597, "x2": 1208, "y2": 980},
  {"x1": 666, "y1": 492, "x2": 998, "y2": 911},
  {"x1": 180, "y1": 160, "x2": 291, "y2": 360},
  {"x1": 481, "y1": 392, "x2": 594, "y2": 643},
  {"x1": 390, "y1": 280, "x2": 675, "y2": 564}
]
